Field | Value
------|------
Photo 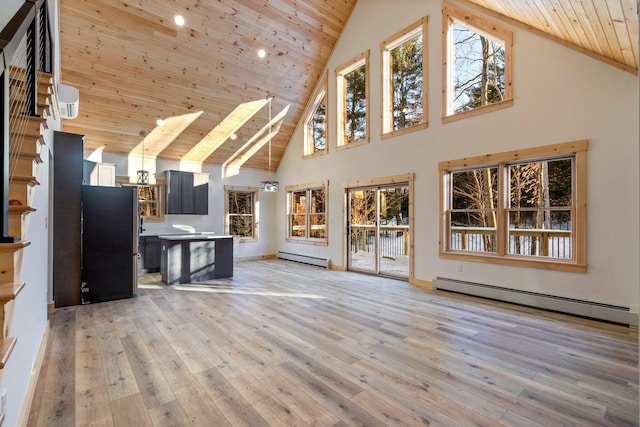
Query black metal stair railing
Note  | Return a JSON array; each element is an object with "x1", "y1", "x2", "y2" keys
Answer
[{"x1": 0, "y1": 0, "x2": 52, "y2": 242}]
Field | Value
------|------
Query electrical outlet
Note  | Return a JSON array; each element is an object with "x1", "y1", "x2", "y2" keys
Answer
[
  {"x1": 1, "y1": 389, "x2": 6, "y2": 413},
  {"x1": 456, "y1": 264, "x2": 463, "y2": 272}
]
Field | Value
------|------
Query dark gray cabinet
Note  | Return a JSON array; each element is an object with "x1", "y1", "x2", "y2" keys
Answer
[
  {"x1": 159, "y1": 235, "x2": 233, "y2": 284},
  {"x1": 163, "y1": 170, "x2": 208, "y2": 214},
  {"x1": 139, "y1": 235, "x2": 161, "y2": 273}
]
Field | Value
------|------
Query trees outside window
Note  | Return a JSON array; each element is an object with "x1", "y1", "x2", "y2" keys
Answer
[
  {"x1": 225, "y1": 186, "x2": 258, "y2": 239},
  {"x1": 122, "y1": 184, "x2": 164, "y2": 222},
  {"x1": 442, "y1": 3, "x2": 512, "y2": 122},
  {"x1": 508, "y1": 158, "x2": 573, "y2": 258},
  {"x1": 336, "y1": 51, "x2": 369, "y2": 148},
  {"x1": 450, "y1": 167, "x2": 498, "y2": 253},
  {"x1": 304, "y1": 71, "x2": 328, "y2": 157},
  {"x1": 286, "y1": 181, "x2": 328, "y2": 243},
  {"x1": 440, "y1": 140, "x2": 587, "y2": 272},
  {"x1": 381, "y1": 17, "x2": 427, "y2": 137}
]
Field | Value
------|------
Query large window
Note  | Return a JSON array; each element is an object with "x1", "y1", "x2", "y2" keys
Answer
[
  {"x1": 381, "y1": 17, "x2": 428, "y2": 137},
  {"x1": 286, "y1": 181, "x2": 328, "y2": 243},
  {"x1": 442, "y1": 3, "x2": 512, "y2": 122},
  {"x1": 439, "y1": 140, "x2": 587, "y2": 272},
  {"x1": 225, "y1": 185, "x2": 258, "y2": 239},
  {"x1": 304, "y1": 71, "x2": 328, "y2": 157},
  {"x1": 336, "y1": 51, "x2": 369, "y2": 149}
]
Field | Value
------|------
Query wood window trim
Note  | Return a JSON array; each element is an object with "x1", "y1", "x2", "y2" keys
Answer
[
  {"x1": 441, "y1": 2, "x2": 513, "y2": 123},
  {"x1": 285, "y1": 180, "x2": 329, "y2": 245},
  {"x1": 303, "y1": 70, "x2": 329, "y2": 159},
  {"x1": 380, "y1": 17, "x2": 429, "y2": 139},
  {"x1": 335, "y1": 50, "x2": 370, "y2": 150},
  {"x1": 224, "y1": 185, "x2": 259, "y2": 241},
  {"x1": 119, "y1": 177, "x2": 166, "y2": 223},
  {"x1": 438, "y1": 140, "x2": 587, "y2": 273}
]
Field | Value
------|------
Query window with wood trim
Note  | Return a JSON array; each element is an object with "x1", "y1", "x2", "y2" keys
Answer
[
  {"x1": 336, "y1": 51, "x2": 369, "y2": 148},
  {"x1": 123, "y1": 184, "x2": 164, "y2": 222},
  {"x1": 381, "y1": 17, "x2": 428, "y2": 137},
  {"x1": 286, "y1": 181, "x2": 328, "y2": 243},
  {"x1": 225, "y1": 185, "x2": 258, "y2": 239},
  {"x1": 442, "y1": 3, "x2": 512, "y2": 122},
  {"x1": 439, "y1": 140, "x2": 587, "y2": 272},
  {"x1": 304, "y1": 71, "x2": 328, "y2": 157}
]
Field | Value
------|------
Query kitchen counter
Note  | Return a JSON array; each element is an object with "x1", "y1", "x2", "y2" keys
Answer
[
  {"x1": 158, "y1": 233, "x2": 227, "y2": 241},
  {"x1": 158, "y1": 234, "x2": 233, "y2": 284}
]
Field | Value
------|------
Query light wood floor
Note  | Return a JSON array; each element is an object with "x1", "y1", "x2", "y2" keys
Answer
[{"x1": 28, "y1": 259, "x2": 638, "y2": 426}]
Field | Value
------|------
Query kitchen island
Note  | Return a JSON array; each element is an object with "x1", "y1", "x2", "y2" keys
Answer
[{"x1": 159, "y1": 234, "x2": 233, "y2": 284}]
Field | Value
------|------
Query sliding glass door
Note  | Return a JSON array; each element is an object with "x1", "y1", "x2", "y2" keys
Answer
[{"x1": 347, "y1": 184, "x2": 410, "y2": 278}]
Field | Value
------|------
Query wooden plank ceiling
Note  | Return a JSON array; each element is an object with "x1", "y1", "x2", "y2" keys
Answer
[{"x1": 59, "y1": 0, "x2": 638, "y2": 172}]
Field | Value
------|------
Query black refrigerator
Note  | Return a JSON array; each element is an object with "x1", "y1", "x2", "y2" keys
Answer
[{"x1": 81, "y1": 185, "x2": 138, "y2": 303}]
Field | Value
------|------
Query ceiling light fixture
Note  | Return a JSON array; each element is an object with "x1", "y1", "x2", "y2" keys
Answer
[
  {"x1": 260, "y1": 95, "x2": 278, "y2": 192},
  {"x1": 156, "y1": 118, "x2": 165, "y2": 126},
  {"x1": 230, "y1": 133, "x2": 237, "y2": 140},
  {"x1": 174, "y1": 15, "x2": 185, "y2": 26},
  {"x1": 137, "y1": 130, "x2": 150, "y2": 185},
  {"x1": 257, "y1": 49, "x2": 266, "y2": 58}
]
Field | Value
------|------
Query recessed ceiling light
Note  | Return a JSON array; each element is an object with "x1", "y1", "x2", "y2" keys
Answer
[
  {"x1": 230, "y1": 133, "x2": 237, "y2": 140},
  {"x1": 174, "y1": 15, "x2": 185, "y2": 26},
  {"x1": 156, "y1": 119, "x2": 165, "y2": 126},
  {"x1": 258, "y1": 49, "x2": 266, "y2": 58}
]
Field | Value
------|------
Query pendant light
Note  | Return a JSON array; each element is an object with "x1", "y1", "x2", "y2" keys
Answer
[
  {"x1": 137, "y1": 130, "x2": 149, "y2": 184},
  {"x1": 260, "y1": 94, "x2": 279, "y2": 192}
]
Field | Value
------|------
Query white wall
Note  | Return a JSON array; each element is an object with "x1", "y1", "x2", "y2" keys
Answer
[
  {"x1": 275, "y1": 0, "x2": 639, "y2": 312},
  {"x1": 96, "y1": 152, "x2": 279, "y2": 259},
  {"x1": 0, "y1": 0, "x2": 24, "y2": 30}
]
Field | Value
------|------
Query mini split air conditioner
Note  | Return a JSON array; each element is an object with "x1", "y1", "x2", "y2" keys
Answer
[{"x1": 58, "y1": 83, "x2": 79, "y2": 119}]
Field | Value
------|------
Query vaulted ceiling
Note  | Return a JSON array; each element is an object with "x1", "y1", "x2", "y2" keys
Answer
[{"x1": 59, "y1": 0, "x2": 638, "y2": 173}]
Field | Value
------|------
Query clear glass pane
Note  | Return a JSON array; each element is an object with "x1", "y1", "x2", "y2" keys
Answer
[
  {"x1": 379, "y1": 186, "x2": 410, "y2": 277},
  {"x1": 391, "y1": 34, "x2": 423, "y2": 130},
  {"x1": 310, "y1": 188, "x2": 326, "y2": 214},
  {"x1": 230, "y1": 215, "x2": 253, "y2": 237},
  {"x1": 508, "y1": 210, "x2": 572, "y2": 258},
  {"x1": 291, "y1": 214, "x2": 306, "y2": 237},
  {"x1": 349, "y1": 189, "x2": 376, "y2": 273},
  {"x1": 451, "y1": 167, "x2": 498, "y2": 214},
  {"x1": 452, "y1": 22, "x2": 506, "y2": 113},
  {"x1": 344, "y1": 64, "x2": 367, "y2": 143},
  {"x1": 308, "y1": 96, "x2": 326, "y2": 152},
  {"x1": 510, "y1": 158, "x2": 573, "y2": 208},
  {"x1": 310, "y1": 213, "x2": 326, "y2": 239},
  {"x1": 292, "y1": 191, "x2": 306, "y2": 214},
  {"x1": 228, "y1": 191, "x2": 253, "y2": 215},
  {"x1": 548, "y1": 158, "x2": 572, "y2": 207},
  {"x1": 137, "y1": 185, "x2": 160, "y2": 219},
  {"x1": 449, "y1": 211, "x2": 496, "y2": 253}
]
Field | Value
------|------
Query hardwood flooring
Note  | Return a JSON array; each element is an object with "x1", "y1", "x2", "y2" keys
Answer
[{"x1": 27, "y1": 259, "x2": 638, "y2": 426}]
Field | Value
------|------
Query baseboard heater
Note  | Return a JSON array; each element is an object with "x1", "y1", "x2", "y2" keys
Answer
[
  {"x1": 433, "y1": 277, "x2": 637, "y2": 326},
  {"x1": 277, "y1": 251, "x2": 331, "y2": 269}
]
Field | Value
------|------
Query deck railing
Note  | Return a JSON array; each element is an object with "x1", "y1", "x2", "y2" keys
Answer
[
  {"x1": 450, "y1": 226, "x2": 572, "y2": 258},
  {"x1": 350, "y1": 224, "x2": 409, "y2": 259}
]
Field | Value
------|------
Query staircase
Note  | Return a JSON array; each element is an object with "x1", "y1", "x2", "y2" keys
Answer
[{"x1": 0, "y1": 68, "x2": 55, "y2": 370}]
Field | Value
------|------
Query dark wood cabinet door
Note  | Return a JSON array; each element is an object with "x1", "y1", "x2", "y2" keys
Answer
[
  {"x1": 180, "y1": 171, "x2": 195, "y2": 214},
  {"x1": 164, "y1": 170, "x2": 208, "y2": 215},
  {"x1": 145, "y1": 236, "x2": 162, "y2": 271},
  {"x1": 194, "y1": 173, "x2": 209, "y2": 214},
  {"x1": 166, "y1": 171, "x2": 182, "y2": 214}
]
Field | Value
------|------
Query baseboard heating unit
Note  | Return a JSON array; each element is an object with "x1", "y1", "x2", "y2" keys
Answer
[
  {"x1": 277, "y1": 251, "x2": 331, "y2": 269},
  {"x1": 433, "y1": 277, "x2": 637, "y2": 326}
]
